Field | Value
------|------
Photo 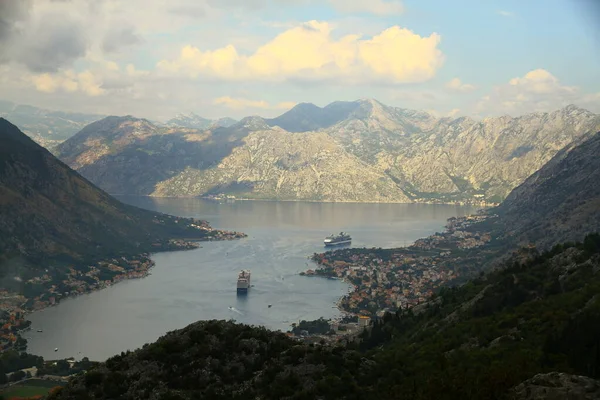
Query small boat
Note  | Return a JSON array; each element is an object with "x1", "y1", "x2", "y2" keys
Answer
[
  {"x1": 54, "y1": 348, "x2": 58, "y2": 352},
  {"x1": 268, "y1": 304, "x2": 272, "y2": 308},
  {"x1": 36, "y1": 329, "x2": 43, "y2": 333}
]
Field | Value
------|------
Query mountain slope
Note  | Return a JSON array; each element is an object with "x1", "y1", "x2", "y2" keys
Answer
[
  {"x1": 56, "y1": 102, "x2": 599, "y2": 204},
  {"x1": 0, "y1": 118, "x2": 225, "y2": 270},
  {"x1": 56, "y1": 116, "x2": 411, "y2": 201},
  {"x1": 0, "y1": 100, "x2": 104, "y2": 148},
  {"x1": 493, "y1": 131, "x2": 600, "y2": 249},
  {"x1": 324, "y1": 102, "x2": 599, "y2": 202}
]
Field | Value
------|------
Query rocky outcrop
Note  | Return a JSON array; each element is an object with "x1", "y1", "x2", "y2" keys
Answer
[
  {"x1": 154, "y1": 127, "x2": 410, "y2": 202},
  {"x1": 510, "y1": 373, "x2": 600, "y2": 400}
]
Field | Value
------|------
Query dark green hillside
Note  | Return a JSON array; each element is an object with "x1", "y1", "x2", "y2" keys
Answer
[
  {"x1": 0, "y1": 118, "x2": 222, "y2": 271},
  {"x1": 49, "y1": 234, "x2": 600, "y2": 400}
]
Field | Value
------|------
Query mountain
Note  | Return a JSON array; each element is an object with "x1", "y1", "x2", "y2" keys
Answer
[
  {"x1": 166, "y1": 112, "x2": 237, "y2": 130},
  {"x1": 0, "y1": 100, "x2": 104, "y2": 148},
  {"x1": 55, "y1": 101, "x2": 600, "y2": 203},
  {"x1": 48, "y1": 234, "x2": 600, "y2": 400},
  {"x1": 0, "y1": 118, "x2": 227, "y2": 274},
  {"x1": 265, "y1": 101, "x2": 361, "y2": 132},
  {"x1": 493, "y1": 131, "x2": 600, "y2": 250},
  {"x1": 56, "y1": 116, "x2": 411, "y2": 202},
  {"x1": 321, "y1": 101, "x2": 600, "y2": 203}
]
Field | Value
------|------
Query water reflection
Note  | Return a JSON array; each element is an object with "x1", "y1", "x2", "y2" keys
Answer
[{"x1": 25, "y1": 198, "x2": 481, "y2": 361}]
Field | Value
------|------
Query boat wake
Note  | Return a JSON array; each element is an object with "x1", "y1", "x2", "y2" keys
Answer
[{"x1": 228, "y1": 306, "x2": 244, "y2": 315}]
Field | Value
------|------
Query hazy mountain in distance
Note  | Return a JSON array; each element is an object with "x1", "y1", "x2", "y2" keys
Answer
[
  {"x1": 0, "y1": 118, "x2": 222, "y2": 278},
  {"x1": 55, "y1": 101, "x2": 599, "y2": 204},
  {"x1": 166, "y1": 112, "x2": 237, "y2": 130},
  {"x1": 265, "y1": 100, "x2": 362, "y2": 132},
  {"x1": 0, "y1": 100, "x2": 104, "y2": 148}
]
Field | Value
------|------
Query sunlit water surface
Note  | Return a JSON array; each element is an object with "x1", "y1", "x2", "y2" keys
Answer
[{"x1": 26, "y1": 198, "x2": 480, "y2": 361}]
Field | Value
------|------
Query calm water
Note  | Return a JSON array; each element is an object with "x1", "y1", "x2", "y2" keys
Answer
[{"x1": 26, "y1": 198, "x2": 480, "y2": 361}]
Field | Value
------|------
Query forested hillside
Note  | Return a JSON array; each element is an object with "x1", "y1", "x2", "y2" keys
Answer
[{"x1": 50, "y1": 234, "x2": 600, "y2": 400}]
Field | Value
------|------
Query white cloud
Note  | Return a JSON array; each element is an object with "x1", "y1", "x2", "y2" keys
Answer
[
  {"x1": 445, "y1": 78, "x2": 476, "y2": 93},
  {"x1": 475, "y1": 69, "x2": 600, "y2": 116},
  {"x1": 213, "y1": 96, "x2": 296, "y2": 110},
  {"x1": 158, "y1": 21, "x2": 444, "y2": 84},
  {"x1": 329, "y1": 0, "x2": 404, "y2": 15},
  {"x1": 497, "y1": 10, "x2": 514, "y2": 17},
  {"x1": 29, "y1": 70, "x2": 105, "y2": 96},
  {"x1": 447, "y1": 108, "x2": 461, "y2": 118}
]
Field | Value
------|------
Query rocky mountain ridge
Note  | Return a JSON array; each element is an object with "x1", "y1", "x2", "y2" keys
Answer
[
  {"x1": 55, "y1": 100, "x2": 600, "y2": 203},
  {"x1": 165, "y1": 112, "x2": 237, "y2": 130}
]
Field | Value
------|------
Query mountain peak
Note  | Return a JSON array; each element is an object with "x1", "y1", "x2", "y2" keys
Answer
[
  {"x1": 238, "y1": 115, "x2": 269, "y2": 130},
  {"x1": 357, "y1": 98, "x2": 383, "y2": 106},
  {"x1": 560, "y1": 104, "x2": 593, "y2": 116}
]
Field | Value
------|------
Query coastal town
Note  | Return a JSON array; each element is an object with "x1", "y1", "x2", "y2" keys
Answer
[{"x1": 302, "y1": 214, "x2": 495, "y2": 319}]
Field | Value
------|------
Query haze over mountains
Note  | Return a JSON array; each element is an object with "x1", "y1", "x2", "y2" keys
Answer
[
  {"x1": 0, "y1": 100, "x2": 105, "y2": 149},
  {"x1": 165, "y1": 113, "x2": 237, "y2": 130},
  {"x1": 0, "y1": 118, "x2": 224, "y2": 278},
  {"x1": 55, "y1": 99, "x2": 600, "y2": 204},
  {"x1": 0, "y1": 100, "x2": 238, "y2": 150}
]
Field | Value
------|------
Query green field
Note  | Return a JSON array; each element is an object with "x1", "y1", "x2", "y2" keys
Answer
[{"x1": 0, "y1": 379, "x2": 62, "y2": 398}]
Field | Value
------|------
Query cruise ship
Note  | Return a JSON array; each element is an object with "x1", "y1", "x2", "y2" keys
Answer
[
  {"x1": 237, "y1": 270, "x2": 251, "y2": 294},
  {"x1": 324, "y1": 232, "x2": 352, "y2": 246}
]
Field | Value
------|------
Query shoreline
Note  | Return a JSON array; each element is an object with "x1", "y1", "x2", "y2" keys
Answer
[
  {"x1": 113, "y1": 193, "x2": 497, "y2": 208},
  {"x1": 301, "y1": 213, "x2": 495, "y2": 319},
  {"x1": 25, "y1": 238, "x2": 245, "y2": 314},
  {"x1": 1, "y1": 231, "x2": 247, "y2": 353}
]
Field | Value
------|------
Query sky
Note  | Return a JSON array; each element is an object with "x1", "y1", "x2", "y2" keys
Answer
[{"x1": 0, "y1": 0, "x2": 599, "y2": 121}]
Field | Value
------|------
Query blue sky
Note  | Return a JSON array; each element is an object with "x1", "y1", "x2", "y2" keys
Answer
[{"x1": 0, "y1": 0, "x2": 598, "y2": 120}]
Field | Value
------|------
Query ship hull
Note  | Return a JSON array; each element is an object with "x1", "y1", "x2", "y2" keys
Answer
[{"x1": 324, "y1": 239, "x2": 352, "y2": 246}]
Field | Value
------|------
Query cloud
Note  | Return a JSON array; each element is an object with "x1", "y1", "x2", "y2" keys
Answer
[
  {"x1": 213, "y1": 96, "x2": 296, "y2": 110},
  {"x1": 447, "y1": 108, "x2": 461, "y2": 118},
  {"x1": 445, "y1": 78, "x2": 476, "y2": 93},
  {"x1": 0, "y1": 1, "x2": 90, "y2": 72},
  {"x1": 102, "y1": 25, "x2": 142, "y2": 53},
  {"x1": 497, "y1": 10, "x2": 514, "y2": 17},
  {"x1": 474, "y1": 69, "x2": 599, "y2": 116},
  {"x1": 158, "y1": 21, "x2": 443, "y2": 84},
  {"x1": 329, "y1": 0, "x2": 404, "y2": 15},
  {"x1": 29, "y1": 70, "x2": 105, "y2": 96}
]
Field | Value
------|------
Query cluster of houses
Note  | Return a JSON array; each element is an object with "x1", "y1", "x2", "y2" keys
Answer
[
  {"x1": 0, "y1": 303, "x2": 28, "y2": 351},
  {"x1": 307, "y1": 214, "x2": 495, "y2": 317},
  {"x1": 310, "y1": 250, "x2": 460, "y2": 316}
]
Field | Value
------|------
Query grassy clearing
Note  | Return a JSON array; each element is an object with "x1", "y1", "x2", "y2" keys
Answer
[{"x1": 0, "y1": 379, "x2": 62, "y2": 398}]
